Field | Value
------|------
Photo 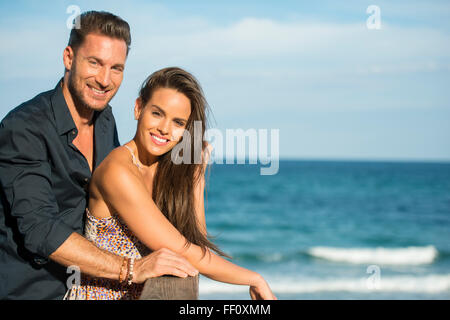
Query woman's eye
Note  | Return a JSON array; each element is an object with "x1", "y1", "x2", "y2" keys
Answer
[
  {"x1": 152, "y1": 111, "x2": 161, "y2": 116},
  {"x1": 175, "y1": 121, "x2": 185, "y2": 127}
]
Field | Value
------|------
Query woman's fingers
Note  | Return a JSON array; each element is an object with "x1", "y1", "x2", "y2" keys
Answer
[{"x1": 249, "y1": 282, "x2": 277, "y2": 300}]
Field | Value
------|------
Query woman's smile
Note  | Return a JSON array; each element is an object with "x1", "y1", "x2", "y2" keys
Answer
[{"x1": 150, "y1": 132, "x2": 170, "y2": 146}]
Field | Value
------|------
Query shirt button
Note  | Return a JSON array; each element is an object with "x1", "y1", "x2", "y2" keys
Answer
[
  {"x1": 34, "y1": 256, "x2": 48, "y2": 266},
  {"x1": 72, "y1": 130, "x2": 76, "y2": 135},
  {"x1": 83, "y1": 179, "x2": 89, "y2": 192}
]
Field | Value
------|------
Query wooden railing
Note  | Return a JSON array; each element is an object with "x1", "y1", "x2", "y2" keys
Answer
[{"x1": 139, "y1": 275, "x2": 199, "y2": 300}]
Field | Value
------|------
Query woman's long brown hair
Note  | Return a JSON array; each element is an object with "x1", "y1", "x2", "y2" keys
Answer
[{"x1": 138, "y1": 67, "x2": 229, "y2": 258}]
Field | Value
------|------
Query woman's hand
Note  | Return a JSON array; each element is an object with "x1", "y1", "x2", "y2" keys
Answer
[{"x1": 249, "y1": 274, "x2": 277, "y2": 300}]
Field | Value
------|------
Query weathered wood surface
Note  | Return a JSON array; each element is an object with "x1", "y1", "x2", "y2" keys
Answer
[{"x1": 139, "y1": 275, "x2": 199, "y2": 300}]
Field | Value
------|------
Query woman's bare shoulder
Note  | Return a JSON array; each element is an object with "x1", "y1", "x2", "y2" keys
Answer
[
  {"x1": 91, "y1": 146, "x2": 139, "y2": 189},
  {"x1": 89, "y1": 146, "x2": 144, "y2": 217}
]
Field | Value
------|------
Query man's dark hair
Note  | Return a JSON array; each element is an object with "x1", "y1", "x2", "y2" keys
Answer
[{"x1": 68, "y1": 11, "x2": 131, "y2": 55}]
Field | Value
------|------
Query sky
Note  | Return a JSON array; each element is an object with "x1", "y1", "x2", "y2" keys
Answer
[{"x1": 1, "y1": 0, "x2": 449, "y2": 162}]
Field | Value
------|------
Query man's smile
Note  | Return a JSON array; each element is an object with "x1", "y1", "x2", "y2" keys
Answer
[{"x1": 87, "y1": 84, "x2": 112, "y2": 98}]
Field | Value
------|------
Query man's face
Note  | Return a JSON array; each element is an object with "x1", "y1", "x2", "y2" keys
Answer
[{"x1": 65, "y1": 33, "x2": 127, "y2": 111}]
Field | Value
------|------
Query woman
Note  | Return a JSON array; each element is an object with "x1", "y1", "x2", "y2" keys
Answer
[{"x1": 65, "y1": 67, "x2": 276, "y2": 300}]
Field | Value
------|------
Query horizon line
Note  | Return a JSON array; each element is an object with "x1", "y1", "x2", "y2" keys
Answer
[{"x1": 210, "y1": 156, "x2": 450, "y2": 164}]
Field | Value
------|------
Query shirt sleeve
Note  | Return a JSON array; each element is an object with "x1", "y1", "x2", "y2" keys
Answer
[{"x1": 0, "y1": 119, "x2": 75, "y2": 260}]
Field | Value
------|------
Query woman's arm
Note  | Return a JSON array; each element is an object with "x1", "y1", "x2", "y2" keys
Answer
[
  {"x1": 192, "y1": 162, "x2": 276, "y2": 300},
  {"x1": 97, "y1": 162, "x2": 275, "y2": 299},
  {"x1": 193, "y1": 148, "x2": 209, "y2": 236}
]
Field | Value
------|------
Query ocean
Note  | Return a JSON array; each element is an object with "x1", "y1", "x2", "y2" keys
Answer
[{"x1": 198, "y1": 160, "x2": 450, "y2": 300}]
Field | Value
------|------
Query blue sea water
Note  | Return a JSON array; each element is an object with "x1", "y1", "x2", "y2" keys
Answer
[{"x1": 198, "y1": 160, "x2": 450, "y2": 300}]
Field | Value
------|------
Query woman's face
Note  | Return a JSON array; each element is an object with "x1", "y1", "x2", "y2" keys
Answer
[{"x1": 134, "y1": 87, "x2": 191, "y2": 159}]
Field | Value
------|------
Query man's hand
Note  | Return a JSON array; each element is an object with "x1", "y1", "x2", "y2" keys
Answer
[
  {"x1": 133, "y1": 248, "x2": 199, "y2": 283},
  {"x1": 50, "y1": 233, "x2": 197, "y2": 283}
]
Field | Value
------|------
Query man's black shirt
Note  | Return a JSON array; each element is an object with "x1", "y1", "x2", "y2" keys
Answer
[{"x1": 0, "y1": 80, "x2": 120, "y2": 299}]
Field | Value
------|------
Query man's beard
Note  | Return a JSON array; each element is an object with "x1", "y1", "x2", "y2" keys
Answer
[{"x1": 67, "y1": 74, "x2": 111, "y2": 113}]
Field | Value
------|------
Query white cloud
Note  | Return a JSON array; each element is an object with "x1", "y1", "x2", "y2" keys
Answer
[
  {"x1": 2, "y1": 8, "x2": 449, "y2": 80},
  {"x1": 129, "y1": 16, "x2": 450, "y2": 65}
]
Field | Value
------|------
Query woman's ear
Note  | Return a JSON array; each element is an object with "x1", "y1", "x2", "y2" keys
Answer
[{"x1": 134, "y1": 97, "x2": 143, "y2": 120}]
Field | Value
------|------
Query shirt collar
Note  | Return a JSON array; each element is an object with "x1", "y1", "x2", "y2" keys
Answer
[{"x1": 50, "y1": 79, "x2": 76, "y2": 136}]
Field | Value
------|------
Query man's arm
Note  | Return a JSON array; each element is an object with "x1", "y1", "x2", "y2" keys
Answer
[
  {"x1": 50, "y1": 232, "x2": 121, "y2": 280},
  {"x1": 0, "y1": 119, "x2": 73, "y2": 259},
  {"x1": 50, "y1": 232, "x2": 198, "y2": 282}
]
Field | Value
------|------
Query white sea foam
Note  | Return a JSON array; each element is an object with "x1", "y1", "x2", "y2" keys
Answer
[
  {"x1": 199, "y1": 274, "x2": 450, "y2": 294},
  {"x1": 307, "y1": 246, "x2": 438, "y2": 265}
]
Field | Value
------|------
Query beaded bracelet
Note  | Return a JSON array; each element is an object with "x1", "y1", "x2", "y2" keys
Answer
[{"x1": 127, "y1": 258, "x2": 135, "y2": 286}]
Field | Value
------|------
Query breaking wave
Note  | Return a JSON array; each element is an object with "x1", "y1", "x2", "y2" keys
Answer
[
  {"x1": 199, "y1": 274, "x2": 450, "y2": 294},
  {"x1": 306, "y1": 246, "x2": 438, "y2": 265}
]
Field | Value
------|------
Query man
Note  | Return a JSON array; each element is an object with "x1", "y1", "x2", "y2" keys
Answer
[{"x1": 0, "y1": 11, "x2": 197, "y2": 300}]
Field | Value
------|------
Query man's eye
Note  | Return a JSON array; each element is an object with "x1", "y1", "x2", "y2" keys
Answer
[{"x1": 89, "y1": 60, "x2": 97, "y2": 66}]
